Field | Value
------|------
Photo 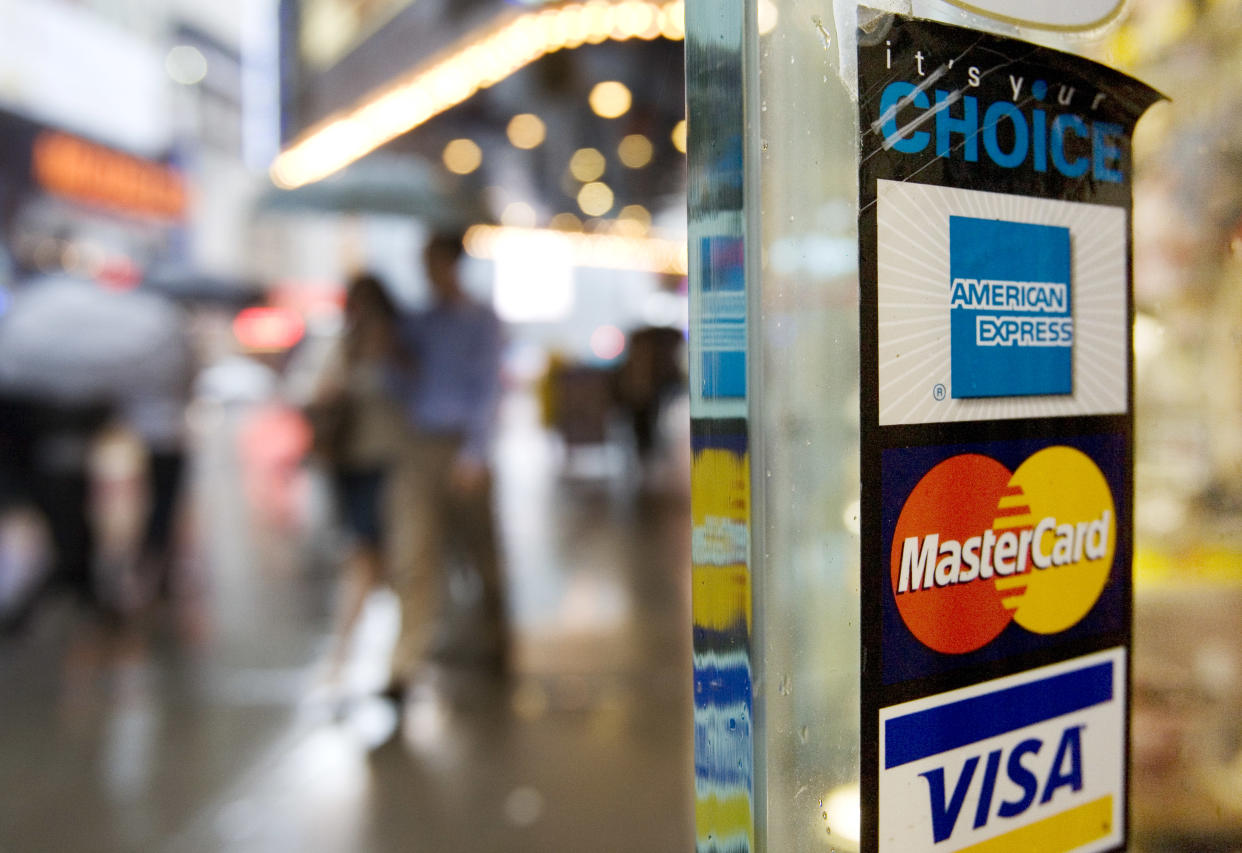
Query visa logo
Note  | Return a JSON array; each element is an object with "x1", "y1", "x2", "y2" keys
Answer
[
  {"x1": 922, "y1": 724, "x2": 1083, "y2": 842},
  {"x1": 879, "y1": 650, "x2": 1127, "y2": 852}
]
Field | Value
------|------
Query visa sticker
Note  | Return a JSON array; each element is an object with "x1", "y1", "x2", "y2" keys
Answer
[{"x1": 879, "y1": 648, "x2": 1126, "y2": 852}]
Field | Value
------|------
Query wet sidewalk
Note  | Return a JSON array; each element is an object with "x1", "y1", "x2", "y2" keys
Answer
[
  {"x1": 0, "y1": 391, "x2": 695, "y2": 852},
  {"x1": 3, "y1": 387, "x2": 1238, "y2": 852}
]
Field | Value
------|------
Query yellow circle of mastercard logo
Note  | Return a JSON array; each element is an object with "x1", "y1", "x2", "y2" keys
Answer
[{"x1": 890, "y1": 446, "x2": 1115, "y2": 654}]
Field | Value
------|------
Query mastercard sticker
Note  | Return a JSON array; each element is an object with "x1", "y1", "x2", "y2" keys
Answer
[{"x1": 878, "y1": 436, "x2": 1129, "y2": 684}]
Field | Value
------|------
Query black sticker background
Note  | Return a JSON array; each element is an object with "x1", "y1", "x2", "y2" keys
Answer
[{"x1": 857, "y1": 11, "x2": 1162, "y2": 852}]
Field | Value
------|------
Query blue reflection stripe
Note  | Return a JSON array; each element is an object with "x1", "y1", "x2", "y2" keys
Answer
[
  {"x1": 884, "y1": 661, "x2": 1113, "y2": 769},
  {"x1": 693, "y1": 647, "x2": 752, "y2": 710},
  {"x1": 693, "y1": 662, "x2": 752, "y2": 710},
  {"x1": 694, "y1": 708, "x2": 752, "y2": 788}
]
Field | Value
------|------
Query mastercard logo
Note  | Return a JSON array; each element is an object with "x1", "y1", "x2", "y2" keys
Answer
[{"x1": 889, "y1": 447, "x2": 1116, "y2": 655}]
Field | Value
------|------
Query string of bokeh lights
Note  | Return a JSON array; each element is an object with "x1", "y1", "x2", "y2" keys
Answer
[{"x1": 271, "y1": 0, "x2": 689, "y2": 190}]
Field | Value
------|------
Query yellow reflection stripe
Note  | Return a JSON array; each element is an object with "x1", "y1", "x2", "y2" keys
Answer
[
  {"x1": 694, "y1": 792, "x2": 754, "y2": 849},
  {"x1": 692, "y1": 565, "x2": 751, "y2": 633}
]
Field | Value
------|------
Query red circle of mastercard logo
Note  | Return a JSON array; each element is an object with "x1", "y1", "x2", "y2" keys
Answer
[{"x1": 890, "y1": 447, "x2": 1116, "y2": 655}]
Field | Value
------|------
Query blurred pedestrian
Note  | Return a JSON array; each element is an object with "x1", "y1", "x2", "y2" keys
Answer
[
  {"x1": 123, "y1": 303, "x2": 194, "y2": 602},
  {"x1": 309, "y1": 273, "x2": 407, "y2": 684},
  {"x1": 383, "y1": 232, "x2": 508, "y2": 705},
  {"x1": 0, "y1": 393, "x2": 110, "y2": 625},
  {"x1": 0, "y1": 275, "x2": 182, "y2": 625},
  {"x1": 615, "y1": 324, "x2": 685, "y2": 463}
]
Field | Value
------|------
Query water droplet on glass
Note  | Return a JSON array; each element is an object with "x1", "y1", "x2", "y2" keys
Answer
[
  {"x1": 799, "y1": 725, "x2": 809, "y2": 743},
  {"x1": 778, "y1": 673, "x2": 792, "y2": 695}
]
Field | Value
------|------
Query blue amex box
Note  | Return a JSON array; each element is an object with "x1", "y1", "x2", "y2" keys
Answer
[
  {"x1": 949, "y1": 217, "x2": 1073, "y2": 399},
  {"x1": 879, "y1": 647, "x2": 1126, "y2": 852}
]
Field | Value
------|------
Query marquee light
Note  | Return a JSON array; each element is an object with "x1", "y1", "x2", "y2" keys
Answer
[
  {"x1": 577, "y1": 181, "x2": 614, "y2": 216},
  {"x1": 617, "y1": 133, "x2": 653, "y2": 168},
  {"x1": 588, "y1": 80, "x2": 632, "y2": 118},
  {"x1": 569, "y1": 147, "x2": 606, "y2": 182},
  {"x1": 271, "y1": 0, "x2": 686, "y2": 190},
  {"x1": 507, "y1": 113, "x2": 547, "y2": 149},
  {"x1": 464, "y1": 223, "x2": 688, "y2": 275},
  {"x1": 670, "y1": 119, "x2": 687, "y2": 153},
  {"x1": 443, "y1": 138, "x2": 483, "y2": 174}
]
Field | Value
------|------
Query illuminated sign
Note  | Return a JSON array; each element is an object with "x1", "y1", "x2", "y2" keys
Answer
[{"x1": 32, "y1": 132, "x2": 186, "y2": 221}]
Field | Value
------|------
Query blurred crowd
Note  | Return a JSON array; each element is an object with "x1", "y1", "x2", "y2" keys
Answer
[{"x1": 0, "y1": 231, "x2": 688, "y2": 711}]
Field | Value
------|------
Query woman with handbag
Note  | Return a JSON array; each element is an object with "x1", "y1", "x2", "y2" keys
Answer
[{"x1": 310, "y1": 272, "x2": 407, "y2": 687}]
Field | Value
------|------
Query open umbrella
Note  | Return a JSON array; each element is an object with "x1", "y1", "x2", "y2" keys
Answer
[
  {"x1": 141, "y1": 267, "x2": 264, "y2": 307},
  {"x1": 0, "y1": 276, "x2": 186, "y2": 405},
  {"x1": 255, "y1": 154, "x2": 492, "y2": 230}
]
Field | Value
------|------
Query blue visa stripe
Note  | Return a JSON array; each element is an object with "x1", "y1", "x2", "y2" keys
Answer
[{"x1": 884, "y1": 661, "x2": 1113, "y2": 769}]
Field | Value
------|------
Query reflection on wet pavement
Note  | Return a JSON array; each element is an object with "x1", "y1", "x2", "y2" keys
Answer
[
  {"x1": 0, "y1": 391, "x2": 694, "y2": 852},
  {"x1": 3, "y1": 387, "x2": 1240, "y2": 851}
]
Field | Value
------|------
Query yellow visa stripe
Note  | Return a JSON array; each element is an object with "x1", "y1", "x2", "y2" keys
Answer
[
  {"x1": 692, "y1": 565, "x2": 752, "y2": 632},
  {"x1": 958, "y1": 795, "x2": 1113, "y2": 853}
]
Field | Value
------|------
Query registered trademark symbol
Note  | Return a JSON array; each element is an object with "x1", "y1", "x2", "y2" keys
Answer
[{"x1": 933, "y1": 384, "x2": 947, "y2": 401}]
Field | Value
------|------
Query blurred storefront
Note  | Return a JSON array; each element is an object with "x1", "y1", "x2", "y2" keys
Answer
[
  {"x1": 263, "y1": 0, "x2": 690, "y2": 374},
  {"x1": 1116, "y1": 0, "x2": 1242, "y2": 551},
  {"x1": 1100, "y1": 0, "x2": 1242, "y2": 845},
  {"x1": 0, "y1": 0, "x2": 277, "y2": 293},
  {"x1": 0, "y1": 117, "x2": 187, "y2": 286}
]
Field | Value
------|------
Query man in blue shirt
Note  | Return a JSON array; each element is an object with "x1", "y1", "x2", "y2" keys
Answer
[{"x1": 384, "y1": 232, "x2": 508, "y2": 704}]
